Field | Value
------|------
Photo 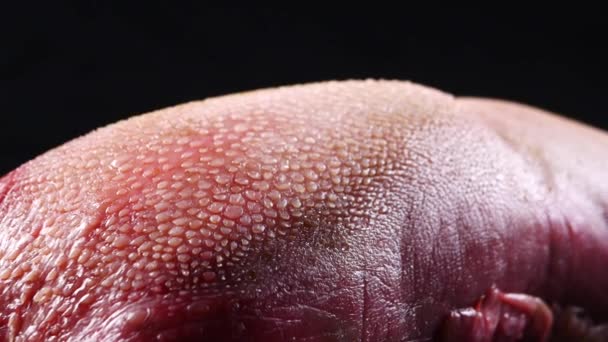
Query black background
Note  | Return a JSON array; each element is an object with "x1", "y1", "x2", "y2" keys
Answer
[{"x1": 1, "y1": 4, "x2": 606, "y2": 175}]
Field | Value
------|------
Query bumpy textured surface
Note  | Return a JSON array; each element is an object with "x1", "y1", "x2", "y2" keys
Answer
[
  {"x1": 2, "y1": 81, "x2": 457, "y2": 340},
  {"x1": 0, "y1": 80, "x2": 607, "y2": 341}
]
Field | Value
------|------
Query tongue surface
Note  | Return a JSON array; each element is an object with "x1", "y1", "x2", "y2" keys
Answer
[{"x1": 0, "y1": 81, "x2": 608, "y2": 341}]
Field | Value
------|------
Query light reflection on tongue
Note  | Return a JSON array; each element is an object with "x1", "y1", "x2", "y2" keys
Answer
[{"x1": 0, "y1": 81, "x2": 607, "y2": 341}]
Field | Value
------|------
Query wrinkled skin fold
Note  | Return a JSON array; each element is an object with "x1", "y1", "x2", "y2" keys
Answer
[{"x1": 0, "y1": 80, "x2": 607, "y2": 341}]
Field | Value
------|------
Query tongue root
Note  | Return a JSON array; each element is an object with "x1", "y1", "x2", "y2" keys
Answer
[
  {"x1": 437, "y1": 285, "x2": 553, "y2": 342},
  {"x1": 549, "y1": 305, "x2": 608, "y2": 342}
]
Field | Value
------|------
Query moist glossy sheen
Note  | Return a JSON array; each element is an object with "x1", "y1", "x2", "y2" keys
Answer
[
  {"x1": 0, "y1": 81, "x2": 453, "y2": 340},
  {"x1": 1, "y1": 80, "x2": 608, "y2": 341}
]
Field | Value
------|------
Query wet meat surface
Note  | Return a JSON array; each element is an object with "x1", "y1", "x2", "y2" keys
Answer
[{"x1": 0, "y1": 81, "x2": 607, "y2": 341}]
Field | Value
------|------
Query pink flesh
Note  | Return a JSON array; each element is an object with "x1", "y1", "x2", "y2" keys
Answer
[
  {"x1": 440, "y1": 286, "x2": 553, "y2": 341},
  {"x1": 0, "y1": 81, "x2": 607, "y2": 341}
]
